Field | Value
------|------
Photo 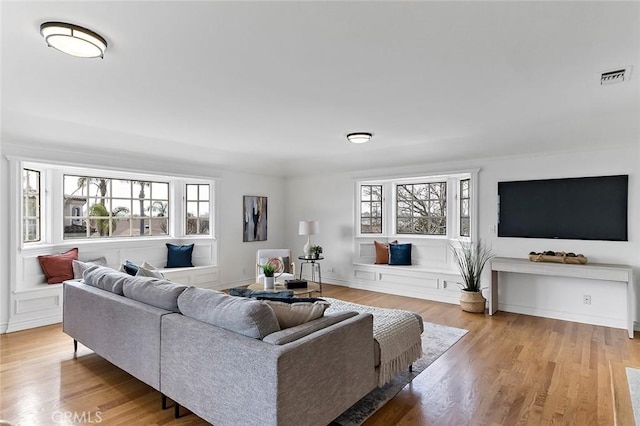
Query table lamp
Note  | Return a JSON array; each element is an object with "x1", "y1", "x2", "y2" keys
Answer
[{"x1": 298, "y1": 220, "x2": 319, "y2": 257}]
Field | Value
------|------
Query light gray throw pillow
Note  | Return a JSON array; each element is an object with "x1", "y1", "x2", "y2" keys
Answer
[
  {"x1": 178, "y1": 287, "x2": 280, "y2": 339},
  {"x1": 135, "y1": 261, "x2": 165, "y2": 279},
  {"x1": 72, "y1": 257, "x2": 108, "y2": 279}
]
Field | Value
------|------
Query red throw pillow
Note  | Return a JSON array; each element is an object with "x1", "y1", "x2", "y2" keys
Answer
[
  {"x1": 374, "y1": 240, "x2": 398, "y2": 264},
  {"x1": 38, "y1": 248, "x2": 79, "y2": 284}
]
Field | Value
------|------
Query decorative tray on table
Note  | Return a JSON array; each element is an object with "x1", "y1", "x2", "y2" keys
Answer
[{"x1": 528, "y1": 251, "x2": 588, "y2": 264}]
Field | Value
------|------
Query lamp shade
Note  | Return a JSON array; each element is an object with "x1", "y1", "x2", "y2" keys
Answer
[
  {"x1": 298, "y1": 220, "x2": 319, "y2": 236},
  {"x1": 40, "y1": 22, "x2": 107, "y2": 58}
]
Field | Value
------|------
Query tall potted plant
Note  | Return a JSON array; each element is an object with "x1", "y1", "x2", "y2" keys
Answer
[{"x1": 451, "y1": 239, "x2": 494, "y2": 313}]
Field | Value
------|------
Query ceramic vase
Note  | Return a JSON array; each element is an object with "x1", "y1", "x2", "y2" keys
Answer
[{"x1": 264, "y1": 276, "x2": 275, "y2": 290}]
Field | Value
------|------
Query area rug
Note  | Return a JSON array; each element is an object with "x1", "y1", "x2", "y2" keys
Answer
[
  {"x1": 626, "y1": 367, "x2": 640, "y2": 424},
  {"x1": 332, "y1": 322, "x2": 468, "y2": 426}
]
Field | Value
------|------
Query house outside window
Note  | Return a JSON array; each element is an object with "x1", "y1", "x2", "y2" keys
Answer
[
  {"x1": 185, "y1": 184, "x2": 210, "y2": 235},
  {"x1": 63, "y1": 175, "x2": 170, "y2": 239},
  {"x1": 23, "y1": 168, "x2": 41, "y2": 243}
]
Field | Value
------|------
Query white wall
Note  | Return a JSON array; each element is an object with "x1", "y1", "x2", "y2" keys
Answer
[
  {"x1": 0, "y1": 148, "x2": 8, "y2": 334},
  {"x1": 285, "y1": 145, "x2": 639, "y2": 330},
  {"x1": 0, "y1": 141, "x2": 286, "y2": 332},
  {"x1": 2, "y1": 139, "x2": 637, "y2": 332}
]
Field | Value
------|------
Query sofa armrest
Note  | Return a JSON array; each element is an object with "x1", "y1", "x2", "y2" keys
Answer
[
  {"x1": 160, "y1": 312, "x2": 375, "y2": 426},
  {"x1": 63, "y1": 280, "x2": 171, "y2": 390}
]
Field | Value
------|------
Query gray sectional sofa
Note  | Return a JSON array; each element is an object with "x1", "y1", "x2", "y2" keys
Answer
[{"x1": 63, "y1": 265, "x2": 377, "y2": 426}]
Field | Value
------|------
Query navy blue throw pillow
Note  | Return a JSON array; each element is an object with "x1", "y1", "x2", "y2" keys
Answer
[
  {"x1": 165, "y1": 243, "x2": 194, "y2": 268},
  {"x1": 123, "y1": 260, "x2": 139, "y2": 276},
  {"x1": 389, "y1": 243, "x2": 412, "y2": 265}
]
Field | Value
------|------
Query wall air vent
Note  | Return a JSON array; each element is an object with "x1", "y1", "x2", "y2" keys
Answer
[{"x1": 601, "y1": 67, "x2": 632, "y2": 85}]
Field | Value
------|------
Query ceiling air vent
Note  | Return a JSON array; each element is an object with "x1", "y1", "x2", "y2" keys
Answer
[{"x1": 601, "y1": 67, "x2": 632, "y2": 85}]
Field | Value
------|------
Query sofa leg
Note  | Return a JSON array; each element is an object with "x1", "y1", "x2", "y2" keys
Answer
[
  {"x1": 174, "y1": 403, "x2": 180, "y2": 419},
  {"x1": 73, "y1": 339, "x2": 78, "y2": 353},
  {"x1": 162, "y1": 394, "x2": 168, "y2": 410}
]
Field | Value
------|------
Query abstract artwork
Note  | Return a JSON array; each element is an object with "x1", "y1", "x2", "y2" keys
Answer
[{"x1": 243, "y1": 196, "x2": 267, "y2": 242}]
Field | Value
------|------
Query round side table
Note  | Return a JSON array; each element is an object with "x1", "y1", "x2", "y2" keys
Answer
[{"x1": 298, "y1": 256, "x2": 323, "y2": 293}]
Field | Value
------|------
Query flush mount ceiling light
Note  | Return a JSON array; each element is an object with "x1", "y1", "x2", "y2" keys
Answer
[
  {"x1": 346, "y1": 132, "x2": 372, "y2": 144},
  {"x1": 40, "y1": 22, "x2": 107, "y2": 58}
]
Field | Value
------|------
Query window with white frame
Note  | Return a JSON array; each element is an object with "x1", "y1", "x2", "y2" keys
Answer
[
  {"x1": 459, "y1": 178, "x2": 470, "y2": 237},
  {"x1": 360, "y1": 184, "x2": 383, "y2": 234},
  {"x1": 396, "y1": 181, "x2": 447, "y2": 235},
  {"x1": 22, "y1": 168, "x2": 41, "y2": 243},
  {"x1": 63, "y1": 175, "x2": 170, "y2": 239},
  {"x1": 186, "y1": 183, "x2": 210, "y2": 235},
  {"x1": 356, "y1": 172, "x2": 474, "y2": 239},
  {"x1": 19, "y1": 161, "x2": 215, "y2": 245}
]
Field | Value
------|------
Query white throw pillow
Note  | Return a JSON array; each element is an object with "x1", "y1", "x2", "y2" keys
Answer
[
  {"x1": 135, "y1": 261, "x2": 165, "y2": 279},
  {"x1": 72, "y1": 257, "x2": 108, "y2": 279}
]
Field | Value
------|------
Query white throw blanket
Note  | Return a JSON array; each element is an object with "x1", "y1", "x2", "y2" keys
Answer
[{"x1": 324, "y1": 298, "x2": 423, "y2": 387}]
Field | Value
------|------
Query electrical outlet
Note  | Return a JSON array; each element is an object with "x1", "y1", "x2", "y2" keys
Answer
[{"x1": 583, "y1": 294, "x2": 591, "y2": 305}]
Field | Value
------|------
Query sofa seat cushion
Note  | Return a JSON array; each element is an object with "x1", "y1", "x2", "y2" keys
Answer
[
  {"x1": 178, "y1": 287, "x2": 280, "y2": 339},
  {"x1": 123, "y1": 278, "x2": 187, "y2": 312}
]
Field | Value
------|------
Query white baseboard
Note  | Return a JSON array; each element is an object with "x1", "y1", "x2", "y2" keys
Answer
[
  {"x1": 498, "y1": 303, "x2": 627, "y2": 330},
  {"x1": 6, "y1": 313, "x2": 62, "y2": 333}
]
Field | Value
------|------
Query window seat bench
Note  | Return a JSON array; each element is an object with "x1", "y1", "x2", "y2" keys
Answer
[{"x1": 351, "y1": 262, "x2": 463, "y2": 305}]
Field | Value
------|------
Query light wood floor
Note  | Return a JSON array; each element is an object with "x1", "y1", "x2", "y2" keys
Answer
[{"x1": 1, "y1": 284, "x2": 639, "y2": 425}]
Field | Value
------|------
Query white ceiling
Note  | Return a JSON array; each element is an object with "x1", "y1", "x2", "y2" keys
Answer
[{"x1": 2, "y1": 1, "x2": 639, "y2": 177}]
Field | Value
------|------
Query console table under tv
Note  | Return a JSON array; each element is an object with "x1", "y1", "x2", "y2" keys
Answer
[{"x1": 490, "y1": 257, "x2": 634, "y2": 339}]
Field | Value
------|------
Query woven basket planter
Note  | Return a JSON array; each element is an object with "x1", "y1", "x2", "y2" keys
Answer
[{"x1": 459, "y1": 290, "x2": 486, "y2": 313}]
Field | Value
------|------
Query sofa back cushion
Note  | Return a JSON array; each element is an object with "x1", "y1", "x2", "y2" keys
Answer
[
  {"x1": 123, "y1": 278, "x2": 187, "y2": 312},
  {"x1": 178, "y1": 287, "x2": 280, "y2": 339},
  {"x1": 83, "y1": 265, "x2": 130, "y2": 295}
]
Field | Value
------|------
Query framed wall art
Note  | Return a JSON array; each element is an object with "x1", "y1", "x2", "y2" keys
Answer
[{"x1": 243, "y1": 195, "x2": 267, "y2": 242}]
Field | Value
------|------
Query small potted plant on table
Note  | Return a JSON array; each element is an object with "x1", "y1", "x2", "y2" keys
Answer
[
  {"x1": 451, "y1": 239, "x2": 494, "y2": 313},
  {"x1": 310, "y1": 245, "x2": 323, "y2": 259},
  {"x1": 261, "y1": 263, "x2": 277, "y2": 289}
]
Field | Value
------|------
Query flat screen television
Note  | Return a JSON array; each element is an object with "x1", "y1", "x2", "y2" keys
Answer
[{"x1": 497, "y1": 175, "x2": 628, "y2": 241}]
